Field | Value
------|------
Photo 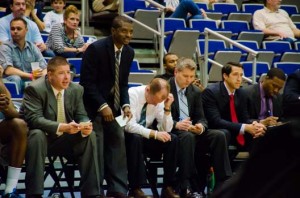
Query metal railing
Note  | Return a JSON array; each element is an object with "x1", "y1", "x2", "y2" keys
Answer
[
  {"x1": 199, "y1": 28, "x2": 259, "y2": 88},
  {"x1": 120, "y1": 0, "x2": 166, "y2": 74}
]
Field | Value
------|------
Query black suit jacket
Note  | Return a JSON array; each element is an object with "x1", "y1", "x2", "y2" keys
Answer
[
  {"x1": 243, "y1": 83, "x2": 283, "y2": 120},
  {"x1": 80, "y1": 36, "x2": 134, "y2": 119},
  {"x1": 283, "y1": 70, "x2": 300, "y2": 118},
  {"x1": 202, "y1": 82, "x2": 251, "y2": 138},
  {"x1": 169, "y1": 77, "x2": 208, "y2": 130}
]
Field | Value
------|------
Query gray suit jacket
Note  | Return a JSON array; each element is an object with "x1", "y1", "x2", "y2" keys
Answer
[{"x1": 22, "y1": 75, "x2": 90, "y2": 137}]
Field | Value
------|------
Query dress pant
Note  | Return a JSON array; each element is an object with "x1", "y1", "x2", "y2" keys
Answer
[
  {"x1": 25, "y1": 129, "x2": 101, "y2": 196},
  {"x1": 93, "y1": 115, "x2": 128, "y2": 194},
  {"x1": 171, "y1": 130, "x2": 197, "y2": 190},
  {"x1": 195, "y1": 129, "x2": 232, "y2": 190},
  {"x1": 125, "y1": 132, "x2": 179, "y2": 188}
]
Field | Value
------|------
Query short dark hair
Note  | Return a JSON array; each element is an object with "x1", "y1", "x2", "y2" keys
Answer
[
  {"x1": 10, "y1": 17, "x2": 27, "y2": 28},
  {"x1": 111, "y1": 15, "x2": 132, "y2": 29},
  {"x1": 149, "y1": 78, "x2": 170, "y2": 95},
  {"x1": 222, "y1": 62, "x2": 243, "y2": 79},
  {"x1": 163, "y1": 53, "x2": 177, "y2": 64},
  {"x1": 266, "y1": 68, "x2": 286, "y2": 81},
  {"x1": 47, "y1": 56, "x2": 70, "y2": 72},
  {"x1": 50, "y1": 0, "x2": 66, "y2": 4}
]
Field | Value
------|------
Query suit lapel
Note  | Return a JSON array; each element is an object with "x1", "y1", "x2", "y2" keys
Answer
[
  {"x1": 170, "y1": 78, "x2": 180, "y2": 119},
  {"x1": 254, "y1": 84, "x2": 261, "y2": 115},
  {"x1": 185, "y1": 86, "x2": 193, "y2": 115},
  {"x1": 46, "y1": 80, "x2": 57, "y2": 115},
  {"x1": 107, "y1": 37, "x2": 115, "y2": 76},
  {"x1": 64, "y1": 87, "x2": 72, "y2": 122}
]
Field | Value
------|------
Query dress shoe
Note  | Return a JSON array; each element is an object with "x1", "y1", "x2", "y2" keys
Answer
[
  {"x1": 161, "y1": 186, "x2": 180, "y2": 198},
  {"x1": 128, "y1": 188, "x2": 151, "y2": 198},
  {"x1": 106, "y1": 191, "x2": 127, "y2": 198},
  {"x1": 180, "y1": 188, "x2": 206, "y2": 198}
]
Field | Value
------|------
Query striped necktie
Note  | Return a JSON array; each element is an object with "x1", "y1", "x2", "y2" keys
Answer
[
  {"x1": 57, "y1": 92, "x2": 65, "y2": 123},
  {"x1": 114, "y1": 50, "x2": 121, "y2": 111},
  {"x1": 179, "y1": 89, "x2": 189, "y2": 119},
  {"x1": 138, "y1": 103, "x2": 147, "y2": 127}
]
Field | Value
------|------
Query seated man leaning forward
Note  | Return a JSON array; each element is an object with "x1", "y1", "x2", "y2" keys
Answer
[
  {"x1": 0, "y1": 65, "x2": 27, "y2": 198},
  {"x1": 0, "y1": 17, "x2": 47, "y2": 93},
  {"x1": 21, "y1": 56, "x2": 101, "y2": 198},
  {"x1": 125, "y1": 78, "x2": 180, "y2": 198}
]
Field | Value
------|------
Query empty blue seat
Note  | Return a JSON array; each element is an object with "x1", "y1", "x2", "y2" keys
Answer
[
  {"x1": 212, "y1": 3, "x2": 239, "y2": 19},
  {"x1": 280, "y1": 5, "x2": 298, "y2": 16},
  {"x1": 274, "y1": 62, "x2": 300, "y2": 75},
  {"x1": 242, "y1": 4, "x2": 264, "y2": 14},
  {"x1": 241, "y1": 61, "x2": 270, "y2": 80},
  {"x1": 130, "y1": 59, "x2": 154, "y2": 73}
]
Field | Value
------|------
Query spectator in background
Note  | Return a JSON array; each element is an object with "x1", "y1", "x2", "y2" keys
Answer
[
  {"x1": 43, "y1": 0, "x2": 65, "y2": 33},
  {"x1": 46, "y1": 5, "x2": 89, "y2": 58},
  {"x1": 155, "y1": 53, "x2": 178, "y2": 81},
  {"x1": 0, "y1": 0, "x2": 54, "y2": 57},
  {"x1": 155, "y1": 53, "x2": 205, "y2": 91},
  {"x1": 92, "y1": 0, "x2": 119, "y2": 13},
  {"x1": 243, "y1": 68, "x2": 286, "y2": 127},
  {"x1": 0, "y1": 17, "x2": 47, "y2": 93},
  {"x1": 0, "y1": 65, "x2": 27, "y2": 198},
  {"x1": 165, "y1": 0, "x2": 208, "y2": 20},
  {"x1": 195, "y1": 0, "x2": 235, "y2": 10},
  {"x1": 24, "y1": 0, "x2": 45, "y2": 31},
  {"x1": 253, "y1": 0, "x2": 300, "y2": 43}
]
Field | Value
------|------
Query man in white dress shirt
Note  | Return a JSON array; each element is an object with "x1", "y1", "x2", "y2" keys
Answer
[{"x1": 125, "y1": 78, "x2": 180, "y2": 198}]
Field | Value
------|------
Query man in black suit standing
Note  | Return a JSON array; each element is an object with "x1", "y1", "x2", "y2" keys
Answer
[
  {"x1": 80, "y1": 16, "x2": 134, "y2": 197},
  {"x1": 169, "y1": 58, "x2": 232, "y2": 196},
  {"x1": 243, "y1": 68, "x2": 286, "y2": 127},
  {"x1": 202, "y1": 62, "x2": 266, "y2": 150}
]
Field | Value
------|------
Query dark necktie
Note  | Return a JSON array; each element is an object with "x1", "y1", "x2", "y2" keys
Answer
[
  {"x1": 179, "y1": 89, "x2": 189, "y2": 119},
  {"x1": 265, "y1": 96, "x2": 272, "y2": 117},
  {"x1": 138, "y1": 103, "x2": 147, "y2": 127},
  {"x1": 114, "y1": 50, "x2": 121, "y2": 111},
  {"x1": 230, "y1": 94, "x2": 245, "y2": 146}
]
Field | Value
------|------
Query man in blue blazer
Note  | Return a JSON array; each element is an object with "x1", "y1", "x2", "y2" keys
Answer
[
  {"x1": 80, "y1": 16, "x2": 134, "y2": 197},
  {"x1": 202, "y1": 62, "x2": 266, "y2": 150},
  {"x1": 22, "y1": 57, "x2": 101, "y2": 197}
]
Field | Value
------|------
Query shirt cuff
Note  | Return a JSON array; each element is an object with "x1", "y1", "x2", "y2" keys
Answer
[
  {"x1": 98, "y1": 103, "x2": 108, "y2": 112},
  {"x1": 81, "y1": 131, "x2": 88, "y2": 137},
  {"x1": 240, "y1": 124, "x2": 245, "y2": 135},
  {"x1": 56, "y1": 123, "x2": 63, "y2": 137},
  {"x1": 122, "y1": 104, "x2": 130, "y2": 110}
]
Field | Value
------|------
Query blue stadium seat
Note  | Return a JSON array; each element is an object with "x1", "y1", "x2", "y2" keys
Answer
[
  {"x1": 130, "y1": 59, "x2": 154, "y2": 73},
  {"x1": 221, "y1": 20, "x2": 249, "y2": 38},
  {"x1": 195, "y1": 2, "x2": 209, "y2": 11},
  {"x1": 242, "y1": 4, "x2": 264, "y2": 14},
  {"x1": 241, "y1": 61, "x2": 270, "y2": 80},
  {"x1": 280, "y1": 5, "x2": 298, "y2": 16},
  {"x1": 274, "y1": 62, "x2": 300, "y2": 75},
  {"x1": 4, "y1": 82, "x2": 22, "y2": 99},
  {"x1": 67, "y1": 58, "x2": 82, "y2": 81},
  {"x1": 212, "y1": 3, "x2": 239, "y2": 19}
]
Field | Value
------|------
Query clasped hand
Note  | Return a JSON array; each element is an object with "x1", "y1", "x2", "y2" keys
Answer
[{"x1": 60, "y1": 120, "x2": 93, "y2": 136}]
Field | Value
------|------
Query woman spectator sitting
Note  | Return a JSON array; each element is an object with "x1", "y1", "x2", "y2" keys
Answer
[{"x1": 46, "y1": 5, "x2": 89, "y2": 58}]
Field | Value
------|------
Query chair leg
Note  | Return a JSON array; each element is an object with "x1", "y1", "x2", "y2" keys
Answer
[{"x1": 46, "y1": 156, "x2": 64, "y2": 197}]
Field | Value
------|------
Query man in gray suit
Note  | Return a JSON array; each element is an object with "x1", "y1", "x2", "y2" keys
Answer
[{"x1": 22, "y1": 56, "x2": 101, "y2": 197}]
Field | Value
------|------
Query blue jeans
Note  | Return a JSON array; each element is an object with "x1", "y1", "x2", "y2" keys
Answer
[
  {"x1": 170, "y1": 0, "x2": 204, "y2": 20},
  {"x1": 4, "y1": 75, "x2": 24, "y2": 94}
]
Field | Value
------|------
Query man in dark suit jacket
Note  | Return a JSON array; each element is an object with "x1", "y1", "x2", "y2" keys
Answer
[
  {"x1": 283, "y1": 69, "x2": 300, "y2": 119},
  {"x1": 202, "y1": 62, "x2": 266, "y2": 150},
  {"x1": 22, "y1": 57, "x2": 101, "y2": 197},
  {"x1": 80, "y1": 16, "x2": 134, "y2": 197},
  {"x1": 169, "y1": 58, "x2": 232, "y2": 196},
  {"x1": 243, "y1": 68, "x2": 286, "y2": 127}
]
